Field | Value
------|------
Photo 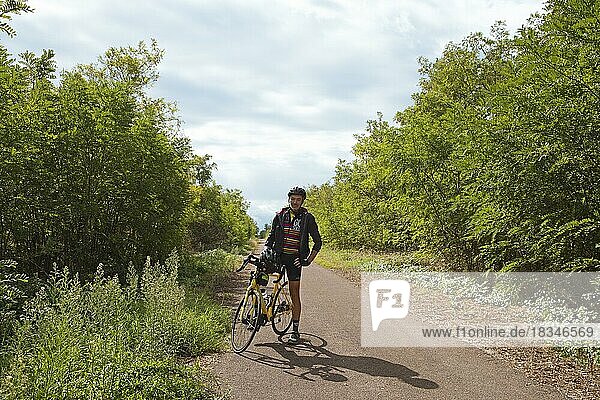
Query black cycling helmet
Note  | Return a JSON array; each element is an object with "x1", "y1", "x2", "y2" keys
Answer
[
  {"x1": 260, "y1": 247, "x2": 280, "y2": 274},
  {"x1": 287, "y1": 186, "x2": 306, "y2": 199}
]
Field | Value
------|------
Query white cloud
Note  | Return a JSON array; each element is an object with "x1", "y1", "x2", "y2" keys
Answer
[
  {"x1": 185, "y1": 119, "x2": 355, "y2": 224},
  {"x1": 6, "y1": 0, "x2": 545, "y2": 226},
  {"x1": 186, "y1": 120, "x2": 355, "y2": 173}
]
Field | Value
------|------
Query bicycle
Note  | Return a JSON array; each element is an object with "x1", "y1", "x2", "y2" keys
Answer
[{"x1": 231, "y1": 254, "x2": 293, "y2": 353}]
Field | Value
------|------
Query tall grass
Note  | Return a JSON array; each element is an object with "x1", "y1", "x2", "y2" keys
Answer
[
  {"x1": 0, "y1": 252, "x2": 228, "y2": 399},
  {"x1": 179, "y1": 249, "x2": 239, "y2": 292}
]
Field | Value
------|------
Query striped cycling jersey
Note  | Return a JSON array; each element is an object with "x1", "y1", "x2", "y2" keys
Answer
[{"x1": 282, "y1": 211, "x2": 302, "y2": 255}]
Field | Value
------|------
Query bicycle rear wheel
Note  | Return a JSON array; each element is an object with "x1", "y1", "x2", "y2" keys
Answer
[
  {"x1": 231, "y1": 290, "x2": 260, "y2": 353},
  {"x1": 271, "y1": 283, "x2": 293, "y2": 335}
]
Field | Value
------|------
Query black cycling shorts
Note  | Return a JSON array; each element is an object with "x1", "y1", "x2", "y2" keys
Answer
[{"x1": 281, "y1": 253, "x2": 302, "y2": 281}]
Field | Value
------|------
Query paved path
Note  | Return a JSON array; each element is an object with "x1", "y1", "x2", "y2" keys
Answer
[{"x1": 213, "y1": 264, "x2": 565, "y2": 399}]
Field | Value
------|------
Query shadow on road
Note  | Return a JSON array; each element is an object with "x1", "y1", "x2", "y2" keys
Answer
[{"x1": 240, "y1": 333, "x2": 439, "y2": 389}]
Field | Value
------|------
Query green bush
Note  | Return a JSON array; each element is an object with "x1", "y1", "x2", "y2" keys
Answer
[
  {"x1": 184, "y1": 185, "x2": 258, "y2": 254},
  {"x1": 179, "y1": 249, "x2": 239, "y2": 291},
  {"x1": 0, "y1": 253, "x2": 226, "y2": 399},
  {"x1": 0, "y1": 261, "x2": 30, "y2": 352},
  {"x1": 140, "y1": 253, "x2": 228, "y2": 356}
]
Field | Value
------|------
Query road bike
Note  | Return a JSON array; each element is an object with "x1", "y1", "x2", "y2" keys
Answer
[{"x1": 231, "y1": 254, "x2": 293, "y2": 353}]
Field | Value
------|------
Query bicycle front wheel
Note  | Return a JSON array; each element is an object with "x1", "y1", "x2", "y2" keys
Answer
[
  {"x1": 231, "y1": 290, "x2": 260, "y2": 353},
  {"x1": 271, "y1": 283, "x2": 293, "y2": 335}
]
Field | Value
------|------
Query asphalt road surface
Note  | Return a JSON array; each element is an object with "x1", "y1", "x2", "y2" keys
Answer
[{"x1": 213, "y1": 263, "x2": 565, "y2": 400}]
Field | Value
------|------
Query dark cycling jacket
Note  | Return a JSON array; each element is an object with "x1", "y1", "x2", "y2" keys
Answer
[{"x1": 265, "y1": 207, "x2": 322, "y2": 261}]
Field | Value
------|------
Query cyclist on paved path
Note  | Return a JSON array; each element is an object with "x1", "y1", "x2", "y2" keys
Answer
[{"x1": 265, "y1": 186, "x2": 322, "y2": 344}]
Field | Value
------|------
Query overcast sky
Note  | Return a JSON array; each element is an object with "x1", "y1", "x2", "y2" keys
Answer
[{"x1": 4, "y1": 0, "x2": 545, "y2": 227}]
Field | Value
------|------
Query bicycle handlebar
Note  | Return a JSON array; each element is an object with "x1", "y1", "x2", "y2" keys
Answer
[
  {"x1": 236, "y1": 254, "x2": 285, "y2": 283},
  {"x1": 236, "y1": 254, "x2": 260, "y2": 272}
]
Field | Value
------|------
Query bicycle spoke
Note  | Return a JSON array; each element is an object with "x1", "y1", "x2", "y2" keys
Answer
[
  {"x1": 231, "y1": 290, "x2": 260, "y2": 352},
  {"x1": 271, "y1": 284, "x2": 293, "y2": 335}
]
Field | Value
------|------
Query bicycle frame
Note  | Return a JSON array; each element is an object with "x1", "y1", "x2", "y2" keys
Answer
[{"x1": 243, "y1": 269, "x2": 286, "y2": 324}]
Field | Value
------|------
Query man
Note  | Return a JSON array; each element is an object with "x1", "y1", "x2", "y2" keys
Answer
[{"x1": 265, "y1": 186, "x2": 322, "y2": 344}]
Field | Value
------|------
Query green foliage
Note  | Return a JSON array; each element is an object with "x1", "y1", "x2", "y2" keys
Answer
[
  {"x1": 179, "y1": 249, "x2": 239, "y2": 291},
  {"x1": 0, "y1": 0, "x2": 33, "y2": 38},
  {"x1": 0, "y1": 40, "x2": 256, "y2": 280},
  {"x1": 138, "y1": 253, "x2": 228, "y2": 357},
  {"x1": 0, "y1": 253, "x2": 226, "y2": 399},
  {"x1": 315, "y1": 245, "x2": 437, "y2": 276},
  {"x1": 258, "y1": 224, "x2": 271, "y2": 239},
  {"x1": 0, "y1": 260, "x2": 29, "y2": 352},
  {"x1": 309, "y1": 1, "x2": 600, "y2": 272},
  {"x1": 0, "y1": 15, "x2": 254, "y2": 399},
  {"x1": 189, "y1": 154, "x2": 217, "y2": 186},
  {"x1": 184, "y1": 185, "x2": 257, "y2": 253}
]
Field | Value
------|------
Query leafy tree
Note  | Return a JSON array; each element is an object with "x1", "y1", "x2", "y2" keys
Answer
[
  {"x1": 189, "y1": 153, "x2": 217, "y2": 186},
  {"x1": 1, "y1": 42, "x2": 193, "y2": 279},
  {"x1": 472, "y1": 0, "x2": 600, "y2": 271},
  {"x1": 1, "y1": 38, "x2": 258, "y2": 279},
  {"x1": 184, "y1": 184, "x2": 257, "y2": 253},
  {"x1": 258, "y1": 223, "x2": 271, "y2": 239},
  {"x1": 309, "y1": 0, "x2": 600, "y2": 272}
]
